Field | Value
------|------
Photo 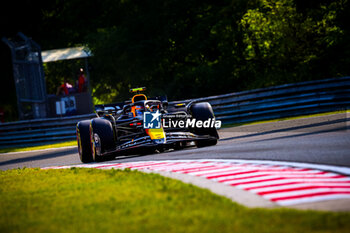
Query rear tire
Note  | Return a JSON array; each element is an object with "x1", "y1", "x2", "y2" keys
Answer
[
  {"x1": 76, "y1": 120, "x2": 93, "y2": 163},
  {"x1": 190, "y1": 102, "x2": 219, "y2": 147}
]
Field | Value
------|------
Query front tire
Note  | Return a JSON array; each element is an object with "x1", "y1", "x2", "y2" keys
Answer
[
  {"x1": 76, "y1": 120, "x2": 93, "y2": 163},
  {"x1": 90, "y1": 118, "x2": 116, "y2": 162}
]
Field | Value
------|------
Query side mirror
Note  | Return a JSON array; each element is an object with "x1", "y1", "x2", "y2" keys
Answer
[
  {"x1": 95, "y1": 106, "x2": 105, "y2": 117},
  {"x1": 104, "y1": 107, "x2": 116, "y2": 114}
]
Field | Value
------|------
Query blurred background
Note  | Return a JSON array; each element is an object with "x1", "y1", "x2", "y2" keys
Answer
[{"x1": 1, "y1": 0, "x2": 349, "y2": 122}]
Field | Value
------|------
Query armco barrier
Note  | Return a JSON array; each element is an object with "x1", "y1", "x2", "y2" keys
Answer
[
  {"x1": 0, "y1": 77, "x2": 349, "y2": 148},
  {"x1": 169, "y1": 76, "x2": 350, "y2": 125},
  {"x1": 0, "y1": 114, "x2": 95, "y2": 148}
]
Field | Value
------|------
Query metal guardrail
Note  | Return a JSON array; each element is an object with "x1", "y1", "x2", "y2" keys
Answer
[
  {"x1": 169, "y1": 76, "x2": 350, "y2": 125},
  {"x1": 0, "y1": 114, "x2": 95, "y2": 148},
  {"x1": 0, "y1": 77, "x2": 349, "y2": 148}
]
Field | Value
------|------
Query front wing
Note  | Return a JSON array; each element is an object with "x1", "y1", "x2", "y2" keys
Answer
[{"x1": 102, "y1": 132, "x2": 216, "y2": 156}]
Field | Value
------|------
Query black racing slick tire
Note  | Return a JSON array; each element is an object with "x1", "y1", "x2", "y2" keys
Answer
[
  {"x1": 76, "y1": 120, "x2": 93, "y2": 163},
  {"x1": 90, "y1": 118, "x2": 116, "y2": 162},
  {"x1": 190, "y1": 102, "x2": 219, "y2": 147}
]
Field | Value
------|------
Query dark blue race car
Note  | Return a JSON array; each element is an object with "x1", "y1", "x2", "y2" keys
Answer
[{"x1": 76, "y1": 87, "x2": 219, "y2": 163}]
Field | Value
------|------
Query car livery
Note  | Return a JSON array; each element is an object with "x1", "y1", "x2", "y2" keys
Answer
[{"x1": 76, "y1": 87, "x2": 219, "y2": 163}]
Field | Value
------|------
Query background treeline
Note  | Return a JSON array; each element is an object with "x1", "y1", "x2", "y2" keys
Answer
[{"x1": 1, "y1": 0, "x2": 349, "y2": 119}]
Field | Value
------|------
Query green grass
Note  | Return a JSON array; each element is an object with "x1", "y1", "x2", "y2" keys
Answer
[
  {"x1": 1, "y1": 168, "x2": 349, "y2": 233},
  {"x1": 0, "y1": 140, "x2": 77, "y2": 154}
]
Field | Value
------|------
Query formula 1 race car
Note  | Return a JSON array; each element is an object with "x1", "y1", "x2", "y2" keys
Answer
[{"x1": 76, "y1": 87, "x2": 220, "y2": 163}]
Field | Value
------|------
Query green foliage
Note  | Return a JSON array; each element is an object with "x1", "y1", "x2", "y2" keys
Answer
[
  {"x1": 239, "y1": 0, "x2": 344, "y2": 88},
  {"x1": 1, "y1": 168, "x2": 350, "y2": 233},
  {"x1": 3, "y1": 0, "x2": 349, "y2": 109},
  {"x1": 85, "y1": 0, "x2": 248, "y2": 102},
  {"x1": 82, "y1": 0, "x2": 349, "y2": 103}
]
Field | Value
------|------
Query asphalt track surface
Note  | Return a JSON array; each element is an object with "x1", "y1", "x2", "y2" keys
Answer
[{"x1": 1, "y1": 113, "x2": 349, "y2": 171}]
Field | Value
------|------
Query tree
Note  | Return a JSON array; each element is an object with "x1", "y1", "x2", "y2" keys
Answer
[
  {"x1": 239, "y1": 0, "x2": 345, "y2": 87},
  {"x1": 1, "y1": 0, "x2": 349, "y2": 120}
]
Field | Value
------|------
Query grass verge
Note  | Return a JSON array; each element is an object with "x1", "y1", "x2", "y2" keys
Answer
[
  {"x1": 0, "y1": 140, "x2": 77, "y2": 154},
  {"x1": 1, "y1": 168, "x2": 349, "y2": 233}
]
